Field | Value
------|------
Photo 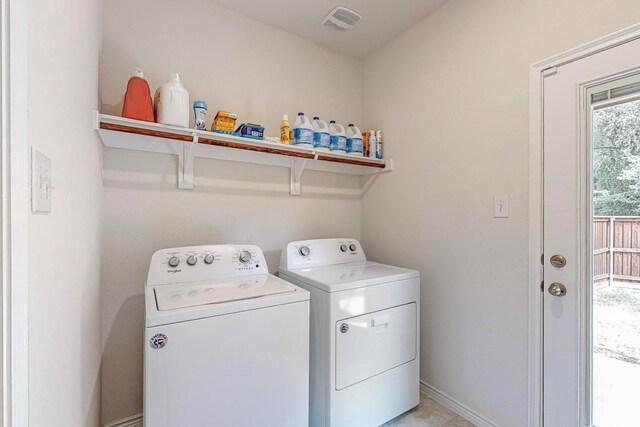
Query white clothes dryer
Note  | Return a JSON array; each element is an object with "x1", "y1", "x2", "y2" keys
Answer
[
  {"x1": 279, "y1": 238, "x2": 420, "y2": 427},
  {"x1": 144, "y1": 244, "x2": 310, "y2": 427}
]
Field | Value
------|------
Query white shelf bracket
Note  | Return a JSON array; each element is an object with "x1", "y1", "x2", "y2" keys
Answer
[
  {"x1": 178, "y1": 134, "x2": 196, "y2": 189},
  {"x1": 290, "y1": 158, "x2": 308, "y2": 196},
  {"x1": 361, "y1": 159, "x2": 394, "y2": 196}
]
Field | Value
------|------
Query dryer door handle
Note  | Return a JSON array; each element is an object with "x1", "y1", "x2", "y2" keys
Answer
[{"x1": 371, "y1": 315, "x2": 390, "y2": 327}]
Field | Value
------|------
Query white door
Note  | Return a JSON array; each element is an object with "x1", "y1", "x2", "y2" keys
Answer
[{"x1": 543, "y1": 37, "x2": 640, "y2": 426}]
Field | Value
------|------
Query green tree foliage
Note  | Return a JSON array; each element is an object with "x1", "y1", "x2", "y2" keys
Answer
[{"x1": 593, "y1": 100, "x2": 640, "y2": 216}]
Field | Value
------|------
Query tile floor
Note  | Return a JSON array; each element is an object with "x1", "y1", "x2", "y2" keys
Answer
[{"x1": 381, "y1": 393, "x2": 477, "y2": 427}]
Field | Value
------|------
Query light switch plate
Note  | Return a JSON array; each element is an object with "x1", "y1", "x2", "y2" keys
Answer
[
  {"x1": 31, "y1": 148, "x2": 52, "y2": 213},
  {"x1": 494, "y1": 196, "x2": 509, "y2": 218}
]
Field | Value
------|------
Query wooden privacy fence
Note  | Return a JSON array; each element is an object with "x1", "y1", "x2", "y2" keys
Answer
[{"x1": 594, "y1": 216, "x2": 640, "y2": 286}]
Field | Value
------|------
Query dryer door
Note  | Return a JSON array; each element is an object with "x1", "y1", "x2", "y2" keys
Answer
[{"x1": 335, "y1": 302, "x2": 417, "y2": 390}]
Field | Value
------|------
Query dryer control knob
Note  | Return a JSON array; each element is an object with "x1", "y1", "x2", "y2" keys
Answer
[
  {"x1": 349, "y1": 244, "x2": 357, "y2": 252},
  {"x1": 168, "y1": 256, "x2": 180, "y2": 268},
  {"x1": 239, "y1": 250, "x2": 252, "y2": 263},
  {"x1": 299, "y1": 246, "x2": 310, "y2": 257},
  {"x1": 204, "y1": 254, "x2": 214, "y2": 264},
  {"x1": 340, "y1": 244, "x2": 348, "y2": 252},
  {"x1": 187, "y1": 255, "x2": 197, "y2": 266}
]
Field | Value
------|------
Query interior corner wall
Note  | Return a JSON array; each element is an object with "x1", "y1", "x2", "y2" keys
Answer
[
  {"x1": 98, "y1": 0, "x2": 363, "y2": 423},
  {"x1": 360, "y1": 0, "x2": 640, "y2": 425},
  {"x1": 27, "y1": 0, "x2": 104, "y2": 425}
]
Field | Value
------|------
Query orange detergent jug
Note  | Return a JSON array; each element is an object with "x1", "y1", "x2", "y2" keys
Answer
[{"x1": 122, "y1": 69, "x2": 155, "y2": 122}]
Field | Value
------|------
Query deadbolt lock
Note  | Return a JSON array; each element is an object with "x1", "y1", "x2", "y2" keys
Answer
[{"x1": 550, "y1": 254, "x2": 567, "y2": 268}]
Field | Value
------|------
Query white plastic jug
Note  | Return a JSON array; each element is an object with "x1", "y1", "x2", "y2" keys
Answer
[
  {"x1": 154, "y1": 73, "x2": 190, "y2": 128},
  {"x1": 293, "y1": 112, "x2": 313, "y2": 146},
  {"x1": 312, "y1": 117, "x2": 330, "y2": 150},
  {"x1": 329, "y1": 121, "x2": 347, "y2": 153},
  {"x1": 346, "y1": 124, "x2": 363, "y2": 156}
]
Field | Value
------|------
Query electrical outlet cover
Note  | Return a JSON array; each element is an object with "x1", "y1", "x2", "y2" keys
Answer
[{"x1": 31, "y1": 148, "x2": 52, "y2": 213}]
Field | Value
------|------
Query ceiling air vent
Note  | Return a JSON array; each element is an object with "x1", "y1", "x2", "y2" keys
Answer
[{"x1": 322, "y1": 6, "x2": 362, "y2": 31}]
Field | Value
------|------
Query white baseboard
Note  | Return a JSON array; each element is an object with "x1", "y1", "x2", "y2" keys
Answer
[
  {"x1": 104, "y1": 413, "x2": 143, "y2": 427},
  {"x1": 420, "y1": 380, "x2": 499, "y2": 427}
]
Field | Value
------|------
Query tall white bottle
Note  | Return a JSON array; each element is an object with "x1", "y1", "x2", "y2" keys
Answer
[
  {"x1": 346, "y1": 124, "x2": 363, "y2": 156},
  {"x1": 154, "y1": 73, "x2": 190, "y2": 127},
  {"x1": 329, "y1": 121, "x2": 346, "y2": 154},
  {"x1": 312, "y1": 117, "x2": 330, "y2": 151},
  {"x1": 367, "y1": 130, "x2": 377, "y2": 158},
  {"x1": 292, "y1": 112, "x2": 313, "y2": 147}
]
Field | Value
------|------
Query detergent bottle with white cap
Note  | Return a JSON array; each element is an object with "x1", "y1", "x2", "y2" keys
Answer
[
  {"x1": 346, "y1": 124, "x2": 363, "y2": 156},
  {"x1": 292, "y1": 112, "x2": 313, "y2": 147},
  {"x1": 153, "y1": 73, "x2": 190, "y2": 127},
  {"x1": 312, "y1": 117, "x2": 330, "y2": 150},
  {"x1": 329, "y1": 121, "x2": 347, "y2": 153},
  {"x1": 121, "y1": 68, "x2": 155, "y2": 122}
]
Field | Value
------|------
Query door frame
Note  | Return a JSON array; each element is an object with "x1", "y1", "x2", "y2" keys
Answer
[
  {"x1": 1, "y1": 0, "x2": 29, "y2": 425},
  {"x1": 528, "y1": 22, "x2": 640, "y2": 427}
]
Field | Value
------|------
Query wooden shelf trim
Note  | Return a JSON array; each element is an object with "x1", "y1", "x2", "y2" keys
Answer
[
  {"x1": 100, "y1": 122, "x2": 193, "y2": 142},
  {"x1": 99, "y1": 121, "x2": 385, "y2": 168}
]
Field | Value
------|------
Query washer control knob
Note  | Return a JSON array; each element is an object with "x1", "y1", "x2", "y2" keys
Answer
[
  {"x1": 349, "y1": 244, "x2": 357, "y2": 252},
  {"x1": 299, "y1": 246, "x2": 310, "y2": 257},
  {"x1": 340, "y1": 244, "x2": 348, "y2": 252},
  {"x1": 187, "y1": 255, "x2": 197, "y2": 266},
  {"x1": 239, "y1": 250, "x2": 252, "y2": 263},
  {"x1": 168, "y1": 256, "x2": 180, "y2": 268},
  {"x1": 204, "y1": 254, "x2": 214, "y2": 264}
]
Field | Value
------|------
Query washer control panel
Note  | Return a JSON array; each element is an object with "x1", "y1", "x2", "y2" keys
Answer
[
  {"x1": 279, "y1": 238, "x2": 366, "y2": 270},
  {"x1": 147, "y1": 244, "x2": 268, "y2": 286}
]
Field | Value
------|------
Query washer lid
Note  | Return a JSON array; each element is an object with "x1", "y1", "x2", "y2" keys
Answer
[
  {"x1": 279, "y1": 261, "x2": 419, "y2": 292},
  {"x1": 154, "y1": 274, "x2": 296, "y2": 311}
]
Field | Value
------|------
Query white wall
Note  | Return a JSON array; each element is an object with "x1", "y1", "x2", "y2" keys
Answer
[
  {"x1": 28, "y1": 0, "x2": 103, "y2": 425},
  {"x1": 99, "y1": 0, "x2": 363, "y2": 423},
  {"x1": 361, "y1": 0, "x2": 640, "y2": 425}
]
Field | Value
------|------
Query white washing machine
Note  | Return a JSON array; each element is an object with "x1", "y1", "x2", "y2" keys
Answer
[
  {"x1": 144, "y1": 244, "x2": 310, "y2": 427},
  {"x1": 279, "y1": 238, "x2": 420, "y2": 427}
]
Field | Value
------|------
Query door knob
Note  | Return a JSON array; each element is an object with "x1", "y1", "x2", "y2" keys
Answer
[{"x1": 548, "y1": 282, "x2": 567, "y2": 297}]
